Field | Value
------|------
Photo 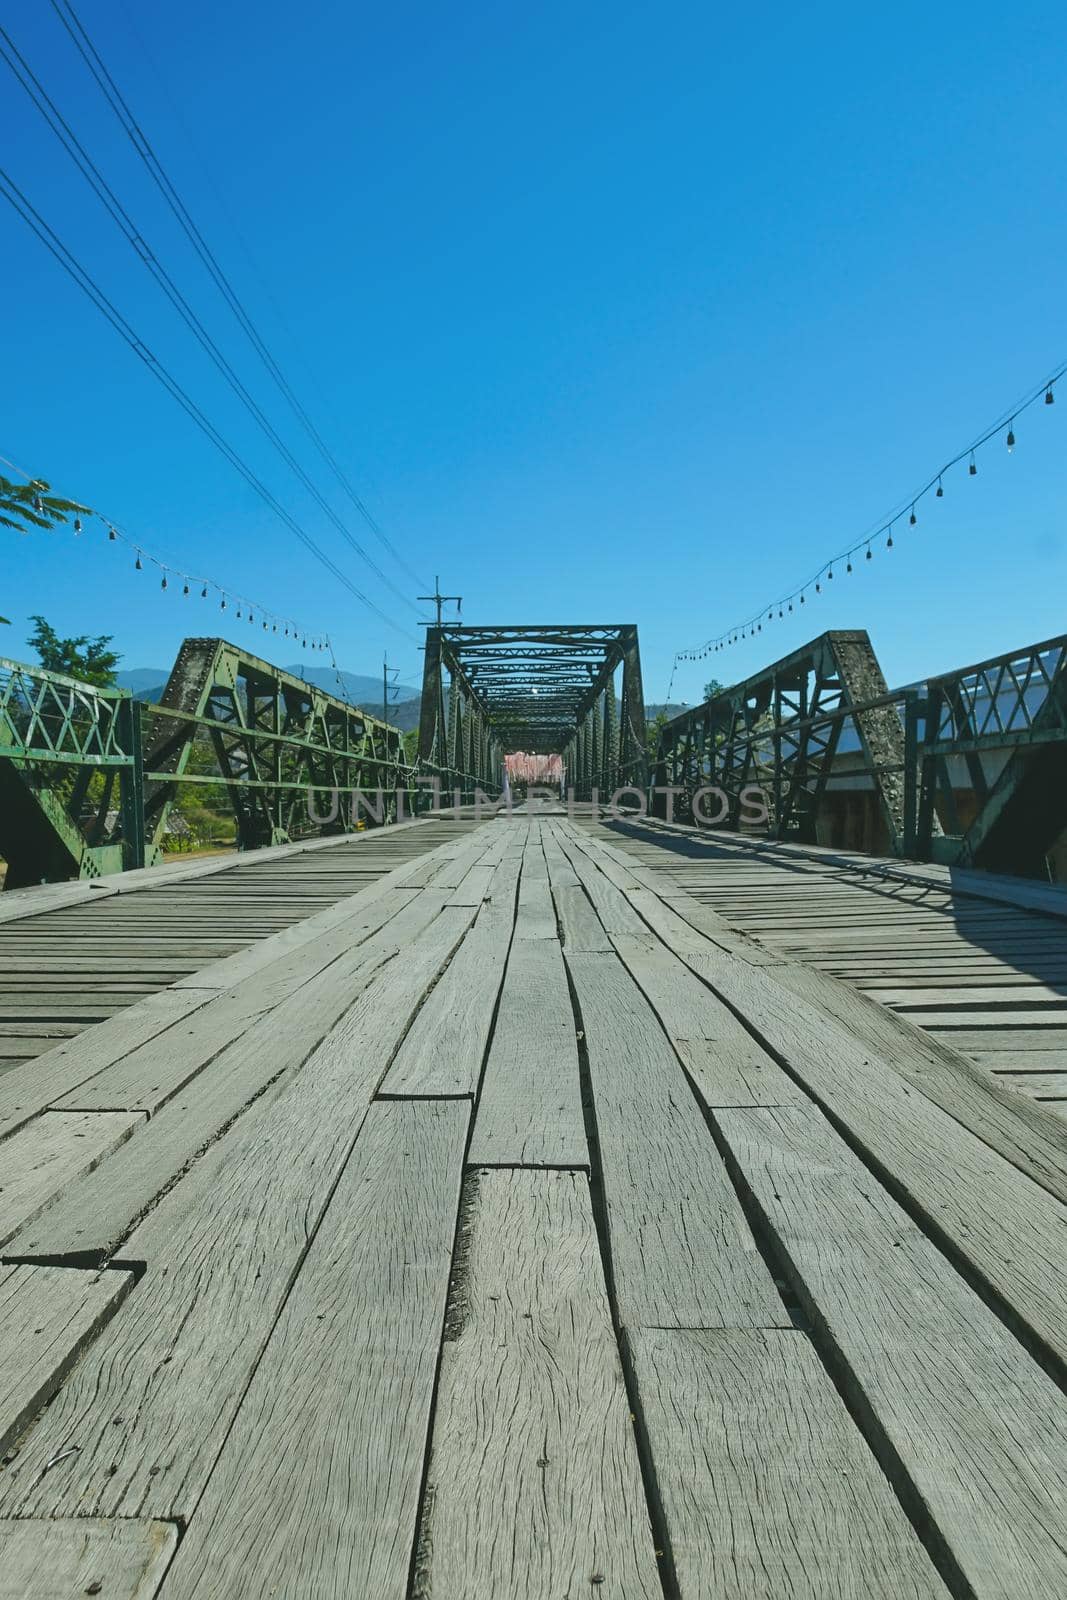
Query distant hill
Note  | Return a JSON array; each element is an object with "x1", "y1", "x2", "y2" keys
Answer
[
  {"x1": 114, "y1": 667, "x2": 169, "y2": 698},
  {"x1": 115, "y1": 662, "x2": 421, "y2": 716},
  {"x1": 646, "y1": 702, "x2": 692, "y2": 720}
]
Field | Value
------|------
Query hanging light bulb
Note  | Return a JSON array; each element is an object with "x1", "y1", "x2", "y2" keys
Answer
[
  {"x1": 1046, "y1": 386, "x2": 1055, "y2": 405},
  {"x1": 108, "y1": 526, "x2": 117, "y2": 541},
  {"x1": 800, "y1": 592, "x2": 806, "y2": 604},
  {"x1": 221, "y1": 597, "x2": 227, "y2": 610},
  {"x1": 236, "y1": 607, "x2": 242, "y2": 619},
  {"x1": 847, "y1": 558, "x2": 853, "y2": 573},
  {"x1": 161, "y1": 575, "x2": 168, "y2": 590},
  {"x1": 866, "y1": 544, "x2": 873, "y2": 560},
  {"x1": 32, "y1": 493, "x2": 42, "y2": 513},
  {"x1": 788, "y1": 602, "x2": 793, "y2": 612},
  {"x1": 272, "y1": 623, "x2": 277, "y2": 633},
  {"x1": 887, "y1": 530, "x2": 894, "y2": 548},
  {"x1": 969, "y1": 452, "x2": 977, "y2": 475},
  {"x1": 302, "y1": 637, "x2": 308, "y2": 649},
  {"x1": 936, "y1": 477, "x2": 944, "y2": 497},
  {"x1": 815, "y1": 581, "x2": 821, "y2": 593},
  {"x1": 828, "y1": 567, "x2": 834, "y2": 580},
  {"x1": 183, "y1": 582, "x2": 189, "y2": 596},
  {"x1": 135, "y1": 553, "x2": 143, "y2": 570},
  {"x1": 248, "y1": 611, "x2": 254, "y2": 625},
  {"x1": 909, "y1": 506, "x2": 917, "y2": 525},
  {"x1": 201, "y1": 585, "x2": 208, "y2": 598},
  {"x1": 1006, "y1": 422, "x2": 1015, "y2": 451},
  {"x1": 73, "y1": 517, "x2": 82, "y2": 534}
]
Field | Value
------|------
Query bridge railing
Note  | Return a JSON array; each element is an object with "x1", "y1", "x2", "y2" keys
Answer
[{"x1": 653, "y1": 629, "x2": 1067, "y2": 878}]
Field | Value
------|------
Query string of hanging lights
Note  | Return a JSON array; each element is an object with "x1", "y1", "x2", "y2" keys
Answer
[
  {"x1": 672, "y1": 363, "x2": 1063, "y2": 669},
  {"x1": 1, "y1": 451, "x2": 330, "y2": 653}
]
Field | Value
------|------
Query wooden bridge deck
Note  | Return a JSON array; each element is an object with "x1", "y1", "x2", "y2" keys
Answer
[{"x1": 1, "y1": 813, "x2": 1066, "y2": 1597}]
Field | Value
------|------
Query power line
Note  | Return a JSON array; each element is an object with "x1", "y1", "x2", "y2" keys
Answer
[
  {"x1": 0, "y1": 23, "x2": 425, "y2": 623},
  {"x1": 0, "y1": 164, "x2": 417, "y2": 643},
  {"x1": 673, "y1": 361, "x2": 1065, "y2": 666},
  {"x1": 2, "y1": 448, "x2": 328, "y2": 650},
  {"x1": 48, "y1": 0, "x2": 432, "y2": 595}
]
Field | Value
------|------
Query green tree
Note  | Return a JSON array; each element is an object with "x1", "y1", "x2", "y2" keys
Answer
[
  {"x1": 28, "y1": 616, "x2": 121, "y2": 688},
  {"x1": 1, "y1": 475, "x2": 89, "y2": 534},
  {"x1": 703, "y1": 677, "x2": 725, "y2": 703},
  {"x1": 647, "y1": 709, "x2": 669, "y2": 764}
]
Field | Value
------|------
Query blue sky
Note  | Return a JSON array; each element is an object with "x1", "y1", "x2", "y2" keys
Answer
[{"x1": 1, "y1": 0, "x2": 1064, "y2": 708}]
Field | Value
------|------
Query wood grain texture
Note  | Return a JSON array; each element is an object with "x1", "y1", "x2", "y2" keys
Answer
[
  {"x1": 417, "y1": 1169, "x2": 660, "y2": 1599},
  {"x1": 0, "y1": 1263, "x2": 133, "y2": 1457},
  {"x1": 0, "y1": 990, "x2": 205, "y2": 1141},
  {"x1": 380, "y1": 862, "x2": 519, "y2": 1096},
  {"x1": 566, "y1": 952, "x2": 787, "y2": 1331},
  {"x1": 674, "y1": 945, "x2": 1067, "y2": 1369},
  {"x1": 161, "y1": 1100, "x2": 468, "y2": 1600},
  {"x1": 55, "y1": 887, "x2": 420, "y2": 1115},
  {"x1": 0, "y1": 1518, "x2": 175, "y2": 1599},
  {"x1": 8, "y1": 892, "x2": 453, "y2": 1261},
  {"x1": 0, "y1": 909, "x2": 476, "y2": 1522},
  {"x1": 610, "y1": 935, "x2": 802, "y2": 1107},
  {"x1": 717, "y1": 1102, "x2": 1067, "y2": 1600},
  {"x1": 630, "y1": 1327, "x2": 946, "y2": 1599},
  {"x1": 767, "y1": 958, "x2": 1067, "y2": 1205},
  {"x1": 469, "y1": 937, "x2": 587, "y2": 1166},
  {"x1": 0, "y1": 1111, "x2": 142, "y2": 1247}
]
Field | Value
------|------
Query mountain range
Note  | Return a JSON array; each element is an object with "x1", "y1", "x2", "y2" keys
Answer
[{"x1": 114, "y1": 666, "x2": 689, "y2": 737}]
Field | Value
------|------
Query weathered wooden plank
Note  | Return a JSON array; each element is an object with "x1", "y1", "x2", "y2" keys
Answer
[
  {"x1": 0, "y1": 1111, "x2": 142, "y2": 1248},
  {"x1": 9, "y1": 893, "x2": 465, "y2": 1263},
  {"x1": 469, "y1": 937, "x2": 587, "y2": 1166},
  {"x1": 682, "y1": 945, "x2": 1067, "y2": 1366},
  {"x1": 514, "y1": 874, "x2": 557, "y2": 940},
  {"x1": 418, "y1": 1169, "x2": 660, "y2": 1598},
  {"x1": 380, "y1": 863, "x2": 519, "y2": 1096},
  {"x1": 0, "y1": 990, "x2": 211, "y2": 1140},
  {"x1": 979, "y1": 1049, "x2": 1067, "y2": 1071},
  {"x1": 630, "y1": 1327, "x2": 946, "y2": 1599},
  {"x1": 171, "y1": 881, "x2": 421, "y2": 991},
  {"x1": 570, "y1": 828, "x2": 1067, "y2": 1324},
  {"x1": 0, "y1": 1263, "x2": 133, "y2": 1457},
  {"x1": 999, "y1": 1070, "x2": 1067, "y2": 1097},
  {"x1": 717, "y1": 1102, "x2": 1067, "y2": 1600},
  {"x1": 551, "y1": 881, "x2": 614, "y2": 951},
  {"x1": 0, "y1": 1518, "x2": 175, "y2": 1599},
  {"x1": 565, "y1": 951, "x2": 787, "y2": 1331},
  {"x1": 159, "y1": 1100, "x2": 467, "y2": 1600},
  {"x1": 940, "y1": 1027, "x2": 1067, "y2": 1053},
  {"x1": 53, "y1": 885, "x2": 421, "y2": 1116},
  {"x1": 766, "y1": 959, "x2": 1067, "y2": 1207},
  {"x1": 610, "y1": 935, "x2": 803, "y2": 1108},
  {"x1": 0, "y1": 909, "x2": 477, "y2": 1521}
]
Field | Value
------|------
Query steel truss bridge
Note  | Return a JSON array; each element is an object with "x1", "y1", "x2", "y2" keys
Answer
[
  {"x1": 653, "y1": 625, "x2": 1067, "y2": 879},
  {"x1": 416, "y1": 623, "x2": 647, "y2": 802},
  {"x1": 2, "y1": 618, "x2": 1067, "y2": 887},
  {"x1": 2, "y1": 616, "x2": 1067, "y2": 1598}
]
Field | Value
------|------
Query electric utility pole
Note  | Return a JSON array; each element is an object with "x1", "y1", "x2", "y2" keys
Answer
[
  {"x1": 417, "y1": 576, "x2": 462, "y2": 629},
  {"x1": 383, "y1": 653, "x2": 401, "y2": 724}
]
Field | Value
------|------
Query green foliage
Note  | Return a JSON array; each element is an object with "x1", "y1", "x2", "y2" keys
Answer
[
  {"x1": 1, "y1": 475, "x2": 90, "y2": 534},
  {"x1": 647, "y1": 709, "x2": 670, "y2": 762},
  {"x1": 703, "y1": 677, "x2": 725, "y2": 703},
  {"x1": 29, "y1": 616, "x2": 121, "y2": 688}
]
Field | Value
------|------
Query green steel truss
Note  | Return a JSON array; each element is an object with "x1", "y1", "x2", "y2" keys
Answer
[
  {"x1": 0, "y1": 638, "x2": 409, "y2": 887},
  {"x1": 654, "y1": 627, "x2": 1067, "y2": 876},
  {"x1": 0, "y1": 653, "x2": 144, "y2": 886},
  {"x1": 417, "y1": 624, "x2": 646, "y2": 799},
  {"x1": 653, "y1": 631, "x2": 905, "y2": 844},
  {"x1": 142, "y1": 638, "x2": 405, "y2": 850}
]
